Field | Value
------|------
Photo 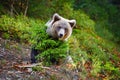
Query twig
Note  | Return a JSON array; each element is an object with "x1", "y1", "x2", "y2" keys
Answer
[{"x1": 18, "y1": 63, "x2": 41, "y2": 68}]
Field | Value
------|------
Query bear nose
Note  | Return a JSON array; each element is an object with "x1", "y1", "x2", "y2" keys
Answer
[{"x1": 59, "y1": 34, "x2": 63, "y2": 38}]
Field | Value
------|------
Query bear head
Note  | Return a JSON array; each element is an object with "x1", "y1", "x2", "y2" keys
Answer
[{"x1": 46, "y1": 13, "x2": 76, "y2": 41}]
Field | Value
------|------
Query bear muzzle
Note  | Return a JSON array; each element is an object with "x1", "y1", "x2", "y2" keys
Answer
[
  {"x1": 58, "y1": 28, "x2": 65, "y2": 38},
  {"x1": 59, "y1": 34, "x2": 63, "y2": 38}
]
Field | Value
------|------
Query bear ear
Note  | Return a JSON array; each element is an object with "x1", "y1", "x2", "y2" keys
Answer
[
  {"x1": 52, "y1": 13, "x2": 61, "y2": 24},
  {"x1": 45, "y1": 13, "x2": 61, "y2": 27},
  {"x1": 69, "y1": 20, "x2": 76, "y2": 28}
]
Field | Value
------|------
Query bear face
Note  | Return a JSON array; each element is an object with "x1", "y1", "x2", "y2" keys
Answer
[{"x1": 46, "y1": 13, "x2": 76, "y2": 41}]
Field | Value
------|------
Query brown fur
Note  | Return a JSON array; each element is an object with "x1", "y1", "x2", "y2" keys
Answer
[{"x1": 46, "y1": 13, "x2": 76, "y2": 41}]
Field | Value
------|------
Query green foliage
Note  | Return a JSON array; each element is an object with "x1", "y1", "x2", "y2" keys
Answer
[
  {"x1": 0, "y1": 15, "x2": 31, "y2": 42},
  {"x1": 30, "y1": 24, "x2": 68, "y2": 65},
  {"x1": 69, "y1": 27, "x2": 120, "y2": 79},
  {"x1": 74, "y1": 0, "x2": 120, "y2": 43},
  {"x1": 0, "y1": 14, "x2": 68, "y2": 65},
  {"x1": 28, "y1": 0, "x2": 74, "y2": 20},
  {"x1": 0, "y1": 15, "x2": 44, "y2": 42},
  {"x1": 73, "y1": 11, "x2": 95, "y2": 30}
]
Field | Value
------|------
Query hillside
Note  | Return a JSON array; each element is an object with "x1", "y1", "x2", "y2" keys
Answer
[{"x1": 0, "y1": 0, "x2": 120, "y2": 80}]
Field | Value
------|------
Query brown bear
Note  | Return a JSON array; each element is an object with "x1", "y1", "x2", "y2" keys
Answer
[
  {"x1": 46, "y1": 13, "x2": 76, "y2": 41},
  {"x1": 31, "y1": 13, "x2": 76, "y2": 63}
]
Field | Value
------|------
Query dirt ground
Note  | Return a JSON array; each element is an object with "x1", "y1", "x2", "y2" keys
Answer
[
  {"x1": 0, "y1": 38, "x2": 80, "y2": 80},
  {"x1": 0, "y1": 38, "x2": 37, "y2": 80}
]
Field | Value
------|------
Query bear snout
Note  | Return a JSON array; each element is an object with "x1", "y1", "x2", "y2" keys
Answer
[
  {"x1": 58, "y1": 28, "x2": 65, "y2": 38},
  {"x1": 59, "y1": 34, "x2": 63, "y2": 38}
]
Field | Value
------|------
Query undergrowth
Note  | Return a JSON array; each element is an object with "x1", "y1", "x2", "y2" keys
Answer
[
  {"x1": 30, "y1": 25, "x2": 68, "y2": 65},
  {"x1": 0, "y1": 12, "x2": 120, "y2": 79},
  {"x1": 0, "y1": 15, "x2": 31, "y2": 42}
]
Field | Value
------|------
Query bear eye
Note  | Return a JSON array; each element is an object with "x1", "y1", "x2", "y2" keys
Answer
[
  {"x1": 58, "y1": 26, "x2": 61, "y2": 29},
  {"x1": 65, "y1": 28, "x2": 67, "y2": 32}
]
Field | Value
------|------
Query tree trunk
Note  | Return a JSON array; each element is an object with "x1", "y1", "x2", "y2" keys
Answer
[
  {"x1": 24, "y1": 0, "x2": 29, "y2": 16},
  {"x1": 10, "y1": 1, "x2": 14, "y2": 17}
]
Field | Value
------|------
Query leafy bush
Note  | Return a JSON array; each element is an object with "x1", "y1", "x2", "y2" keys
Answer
[
  {"x1": 0, "y1": 15, "x2": 31, "y2": 42},
  {"x1": 30, "y1": 23, "x2": 68, "y2": 65}
]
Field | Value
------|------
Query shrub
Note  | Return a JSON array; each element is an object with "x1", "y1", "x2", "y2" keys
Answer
[
  {"x1": 0, "y1": 15, "x2": 31, "y2": 42},
  {"x1": 30, "y1": 24, "x2": 68, "y2": 65}
]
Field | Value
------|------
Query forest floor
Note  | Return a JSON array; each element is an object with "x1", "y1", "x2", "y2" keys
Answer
[{"x1": 0, "y1": 37, "x2": 80, "y2": 80}]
